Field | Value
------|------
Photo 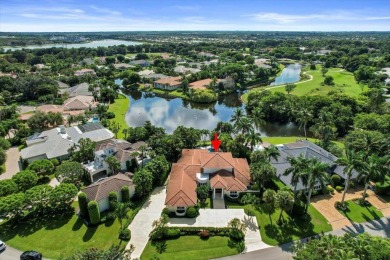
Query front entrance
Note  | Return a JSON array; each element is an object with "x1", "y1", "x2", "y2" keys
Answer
[
  {"x1": 213, "y1": 188, "x2": 223, "y2": 199},
  {"x1": 212, "y1": 188, "x2": 225, "y2": 209}
]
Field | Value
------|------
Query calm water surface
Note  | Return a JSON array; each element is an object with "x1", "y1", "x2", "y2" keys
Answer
[
  {"x1": 2, "y1": 39, "x2": 141, "y2": 51},
  {"x1": 124, "y1": 89, "x2": 307, "y2": 137},
  {"x1": 271, "y1": 64, "x2": 301, "y2": 86}
]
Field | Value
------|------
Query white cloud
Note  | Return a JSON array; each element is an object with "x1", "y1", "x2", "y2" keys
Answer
[
  {"x1": 172, "y1": 5, "x2": 200, "y2": 11},
  {"x1": 89, "y1": 5, "x2": 121, "y2": 16}
]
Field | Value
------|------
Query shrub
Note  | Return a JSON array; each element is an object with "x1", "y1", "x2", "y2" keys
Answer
[
  {"x1": 244, "y1": 206, "x2": 255, "y2": 216},
  {"x1": 87, "y1": 201, "x2": 100, "y2": 225},
  {"x1": 235, "y1": 241, "x2": 246, "y2": 253},
  {"x1": 335, "y1": 186, "x2": 343, "y2": 192},
  {"x1": 0, "y1": 179, "x2": 18, "y2": 197},
  {"x1": 186, "y1": 206, "x2": 198, "y2": 218},
  {"x1": 229, "y1": 229, "x2": 245, "y2": 241},
  {"x1": 118, "y1": 228, "x2": 131, "y2": 240},
  {"x1": 12, "y1": 170, "x2": 39, "y2": 192},
  {"x1": 50, "y1": 158, "x2": 59, "y2": 167},
  {"x1": 108, "y1": 192, "x2": 118, "y2": 211},
  {"x1": 121, "y1": 186, "x2": 130, "y2": 203},
  {"x1": 375, "y1": 182, "x2": 390, "y2": 195},
  {"x1": 331, "y1": 175, "x2": 341, "y2": 186},
  {"x1": 334, "y1": 201, "x2": 346, "y2": 210},
  {"x1": 199, "y1": 230, "x2": 210, "y2": 239},
  {"x1": 26, "y1": 159, "x2": 55, "y2": 176},
  {"x1": 78, "y1": 192, "x2": 89, "y2": 218},
  {"x1": 164, "y1": 229, "x2": 181, "y2": 239},
  {"x1": 326, "y1": 185, "x2": 335, "y2": 193},
  {"x1": 162, "y1": 208, "x2": 170, "y2": 216}
]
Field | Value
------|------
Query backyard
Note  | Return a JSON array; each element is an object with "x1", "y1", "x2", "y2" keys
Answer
[
  {"x1": 140, "y1": 236, "x2": 239, "y2": 260},
  {"x1": 337, "y1": 200, "x2": 383, "y2": 223},
  {"x1": 0, "y1": 207, "x2": 122, "y2": 259},
  {"x1": 108, "y1": 93, "x2": 130, "y2": 139}
]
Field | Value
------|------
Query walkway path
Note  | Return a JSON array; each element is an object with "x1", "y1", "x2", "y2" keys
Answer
[
  {"x1": 169, "y1": 208, "x2": 270, "y2": 252},
  {"x1": 0, "y1": 147, "x2": 20, "y2": 180},
  {"x1": 218, "y1": 216, "x2": 390, "y2": 260},
  {"x1": 311, "y1": 188, "x2": 390, "y2": 230},
  {"x1": 126, "y1": 186, "x2": 166, "y2": 259}
]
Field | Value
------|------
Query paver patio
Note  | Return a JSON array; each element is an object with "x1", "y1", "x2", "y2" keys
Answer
[
  {"x1": 168, "y1": 208, "x2": 271, "y2": 252},
  {"x1": 311, "y1": 187, "x2": 390, "y2": 230}
]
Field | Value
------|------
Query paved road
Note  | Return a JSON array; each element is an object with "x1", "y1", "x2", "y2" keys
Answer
[
  {"x1": 0, "y1": 245, "x2": 24, "y2": 260},
  {"x1": 218, "y1": 216, "x2": 390, "y2": 260},
  {"x1": 126, "y1": 186, "x2": 166, "y2": 259},
  {"x1": 0, "y1": 147, "x2": 20, "y2": 180}
]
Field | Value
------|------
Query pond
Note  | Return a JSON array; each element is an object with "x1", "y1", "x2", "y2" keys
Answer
[
  {"x1": 124, "y1": 89, "x2": 307, "y2": 137},
  {"x1": 271, "y1": 64, "x2": 301, "y2": 86},
  {"x1": 2, "y1": 39, "x2": 142, "y2": 51}
]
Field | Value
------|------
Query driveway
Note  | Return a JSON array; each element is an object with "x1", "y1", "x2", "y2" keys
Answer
[
  {"x1": 311, "y1": 188, "x2": 390, "y2": 230},
  {"x1": 169, "y1": 208, "x2": 270, "y2": 252},
  {"x1": 0, "y1": 147, "x2": 20, "y2": 180},
  {"x1": 126, "y1": 186, "x2": 166, "y2": 259}
]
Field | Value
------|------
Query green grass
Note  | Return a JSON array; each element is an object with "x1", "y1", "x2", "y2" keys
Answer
[
  {"x1": 152, "y1": 88, "x2": 188, "y2": 99},
  {"x1": 242, "y1": 66, "x2": 367, "y2": 103},
  {"x1": 108, "y1": 94, "x2": 130, "y2": 139},
  {"x1": 261, "y1": 136, "x2": 344, "y2": 149},
  {"x1": 226, "y1": 203, "x2": 332, "y2": 245},
  {"x1": 140, "y1": 236, "x2": 239, "y2": 260},
  {"x1": 338, "y1": 200, "x2": 383, "y2": 223},
  {"x1": 199, "y1": 197, "x2": 212, "y2": 209},
  {"x1": 0, "y1": 206, "x2": 122, "y2": 259}
]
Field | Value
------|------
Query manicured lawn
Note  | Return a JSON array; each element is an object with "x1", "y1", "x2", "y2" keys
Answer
[
  {"x1": 261, "y1": 136, "x2": 344, "y2": 149},
  {"x1": 140, "y1": 236, "x2": 239, "y2": 260},
  {"x1": 108, "y1": 94, "x2": 130, "y2": 139},
  {"x1": 0, "y1": 207, "x2": 122, "y2": 259},
  {"x1": 338, "y1": 200, "x2": 383, "y2": 223},
  {"x1": 226, "y1": 202, "x2": 332, "y2": 245},
  {"x1": 152, "y1": 88, "x2": 188, "y2": 100},
  {"x1": 242, "y1": 66, "x2": 367, "y2": 102}
]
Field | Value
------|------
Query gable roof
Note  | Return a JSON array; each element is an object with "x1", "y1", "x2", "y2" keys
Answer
[
  {"x1": 210, "y1": 170, "x2": 247, "y2": 191},
  {"x1": 165, "y1": 165, "x2": 197, "y2": 207},
  {"x1": 82, "y1": 174, "x2": 133, "y2": 202},
  {"x1": 154, "y1": 76, "x2": 182, "y2": 87}
]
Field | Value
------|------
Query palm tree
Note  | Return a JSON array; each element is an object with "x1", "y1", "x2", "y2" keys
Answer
[
  {"x1": 235, "y1": 116, "x2": 253, "y2": 134},
  {"x1": 336, "y1": 149, "x2": 364, "y2": 206},
  {"x1": 359, "y1": 154, "x2": 389, "y2": 203},
  {"x1": 310, "y1": 111, "x2": 336, "y2": 150},
  {"x1": 230, "y1": 108, "x2": 244, "y2": 127},
  {"x1": 245, "y1": 129, "x2": 262, "y2": 151},
  {"x1": 139, "y1": 145, "x2": 147, "y2": 168},
  {"x1": 250, "y1": 162, "x2": 276, "y2": 192},
  {"x1": 264, "y1": 145, "x2": 280, "y2": 162},
  {"x1": 296, "y1": 106, "x2": 312, "y2": 140},
  {"x1": 249, "y1": 107, "x2": 265, "y2": 131},
  {"x1": 115, "y1": 202, "x2": 129, "y2": 229},
  {"x1": 275, "y1": 190, "x2": 294, "y2": 224},
  {"x1": 263, "y1": 189, "x2": 276, "y2": 225},
  {"x1": 284, "y1": 155, "x2": 310, "y2": 195},
  {"x1": 105, "y1": 155, "x2": 121, "y2": 175},
  {"x1": 304, "y1": 158, "x2": 330, "y2": 213},
  {"x1": 360, "y1": 133, "x2": 382, "y2": 159}
]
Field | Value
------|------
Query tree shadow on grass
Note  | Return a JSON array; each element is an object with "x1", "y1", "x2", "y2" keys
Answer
[
  {"x1": 83, "y1": 226, "x2": 98, "y2": 242},
  {"x1": 72, "y1": 217, "x2": 84, "y2": 231},
  {"x1": 104, "y1": 218, "x2": 115, "y2": 227}
]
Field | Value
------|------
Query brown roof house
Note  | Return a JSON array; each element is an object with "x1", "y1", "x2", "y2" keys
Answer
[
  {"x1": 81, "y1": 174, "x2": 135, "y2": 212},
  {"x1": 165, "y1": 149, "x2": 250, "y2": 216},
  {"x1": 154, "y1": 76, "x2": 182, "y2": 90},
  {"x1": 83, "y1": 139, "x2": 149, "y2": 182}
]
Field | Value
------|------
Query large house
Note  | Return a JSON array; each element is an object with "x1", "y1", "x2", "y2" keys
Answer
[
  {"x1": 37, "y1": 95, "x2": 98, "y2": 116},
  {"x1": 271, "y1": 140, "x2": 359, "y2": 192},
  {"x1": 66, "y1": 83, "x2": 94, "y2": 97},
  {"x1": 154, "y1": 76, "x2": 182, "y2": 90},
  {"x1": 165, "y1": 149, "x2": 250, "y2": 216},
  {"x1": 20, "y1": 123, "x2": 114, "y2": 163},
  {"x1": 189, "y1": 78, "x2": 220, "y2": 90},
  {"x1": 74, "y1": 68, "x2": 96, "y2": 76},
  {"x1": 81, "y1": 174, "x2": 135, "y2": 212},
  {"x1": 83, "y1": 139, "x2": 148, "y2": 182}
]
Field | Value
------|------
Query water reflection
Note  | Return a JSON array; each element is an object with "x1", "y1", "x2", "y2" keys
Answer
[
  {"x1": 124, "y1": 89, "x2": 308, "y2": 137},
  {"x1": 271, "y1": 64, "x2": 301, "y2": 86}
]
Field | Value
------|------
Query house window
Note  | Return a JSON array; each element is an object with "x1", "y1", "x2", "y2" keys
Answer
[
  {"x1": 230, "y1": 191, "x2": 238, "y2": 198},
  {"x1": 177, "y1": 207, "x2": 185, "y2": 213},
  {"x1": 314, "y1": 184, "x2": 322, "y2": 190}
]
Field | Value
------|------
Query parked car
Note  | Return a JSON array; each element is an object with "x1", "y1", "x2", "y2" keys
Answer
[
  {"x1": 20, "y1": 251, "x2": 42, "y2": 260},
  {"x1": 0, "y1": 240, "x2": 6, "y2": 251}
]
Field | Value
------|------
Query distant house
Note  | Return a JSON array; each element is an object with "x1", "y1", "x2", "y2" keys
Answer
[
  {"x1": 20, "y1": 123, "x2": 114, "y2": 163},
  {"x1": 113, "y1": 63, "x2": 135, "y2": 70},
  {"x1": 34, "y1": 64, "x2": 46, "y2": 69},
  {"x1": 138, "y1": 69, "x2": 155, "y2": 76},
  {"x1": 81, "y1": 58, "x2": 94, "y2": 66},
  {"x1": 271, "y1": 140, "x2": 359, "y2": 192},
  {"x1": 143, "y1": 73, "x2": 169, "y2": 80},
  {"x1": 189, "y1": 78, "x2": 220, "y2": 90},
  {"x1": 74, "y1": 68, "x2": 96, "y2": 76},
  {"x1": 174, "y1": 65, "x2": 201, "y2": 74},
  {"x1": 129, "y1": 60, "x2": 150, "y2": 67},
  {"x1": 198, "y1": 52, "x2": 216, "y2": 58},
  {"x1": 67, "y1": 83, "x2": 94, "y2": 97},
  {"x1": 154, "y1": 76, "x2": 182, "y2": 90},
  {"x1": 83, "y1": 139, "x2": 149, "y2": 182},
  {"x1": 81, "y1": 174, "x2": 135, "y2": 212},
  {"x1": 165, "y1": 149, "x2": 250, "y2": 215}
]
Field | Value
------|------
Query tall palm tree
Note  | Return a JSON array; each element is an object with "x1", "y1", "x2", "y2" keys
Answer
[
  {"x1": 264, "y1": 145, "x2": 280, "y2": 162},
  {"x1": 249, "y1": 107, "x2": 265, "y2": 131},
  {"x1": 284, "y1": 155, "x2": 310, "y2": 195},
  {"x1": 250, "y1": 162, "x2": 276, "y2": 192},
  {"x1": 296, "y1": 106, "x2": 312, "y2": 140},
  {"x1": 304, "y1": 158, "x2": 330, "y2": 213},
  {"x1": 275, "y1": 190, "x2": 294, "y2": 223},
  {"x1": 245, "y1": 129, "x2": 262, "y2": 151},
  {"x1": 359, "y1": 154, "x2": 389, "y2": 203},
  {"x1": 115, "y1": 202, "x2": 129, "y2": 229},
  {"x1": 360, "y1": 133, "x2": 382, "y2": 159},
  {"x1": 235, "y1": 116, "x2": 253, "y2": 134},
  {"x1": 336, "y1": 149, "x2": 364, "y2": 206},
  {"x1": 230, "y1": 108, "x2": 244, "y2": 127}
]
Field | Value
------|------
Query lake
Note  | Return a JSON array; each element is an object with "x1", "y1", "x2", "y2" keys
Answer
[
  {"x1": 271, "y1": 64, "x2": 301, "y2": 86},
  {"x1": 1, "y1": 39, "x2": 142, "y2": 51},
  {"x1": 124, "y1": 89, "x2": 307, "y2": 137}
]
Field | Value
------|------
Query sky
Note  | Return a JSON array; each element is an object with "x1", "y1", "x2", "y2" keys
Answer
[{"x1": 1, "y1": 0, "x2": 390, "y2": 32}]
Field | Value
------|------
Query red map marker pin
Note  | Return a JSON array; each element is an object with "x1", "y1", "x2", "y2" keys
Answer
[{"x1": 211, "y1": 133, "x2": 221, "y2": 152}]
